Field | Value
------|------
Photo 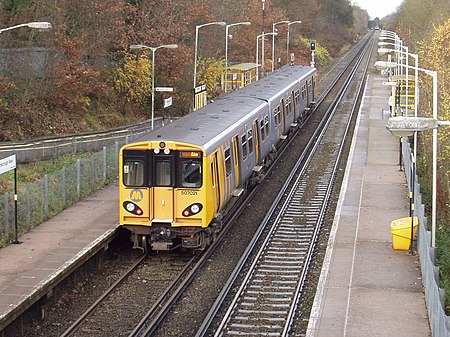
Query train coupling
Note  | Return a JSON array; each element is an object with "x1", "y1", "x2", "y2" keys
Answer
[{"x1": 182, "y1": 234, "x2": 201, "y2": 249}]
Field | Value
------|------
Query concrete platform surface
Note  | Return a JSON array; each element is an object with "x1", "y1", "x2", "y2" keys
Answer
[{"x1": 306, "y1": 74, "x2": 431, "y2": 337}]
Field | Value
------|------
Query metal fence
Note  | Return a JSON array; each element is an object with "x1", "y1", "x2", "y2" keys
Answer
[
  {"x1": 0, "y1": 140, "x2": 129, "y2": 247},
  {"x1": 402, "y1": 138, "x2": 450, "y2": 337}
]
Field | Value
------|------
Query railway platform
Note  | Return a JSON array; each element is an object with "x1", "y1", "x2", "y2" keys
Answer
[
  {"x1": 0, "y1": 182, "x2": 119, "y2": 332},
  {"x1": 306, "y1": 72, "x2": 431, "y2": 336}
]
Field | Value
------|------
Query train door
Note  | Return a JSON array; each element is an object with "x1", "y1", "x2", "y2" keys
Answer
[
  {"x1": 312, "y1": 76, "x2": 316, "y2": 102},
  {"x1": 211, "y1": 152, "x2": 221, "y2": 212},
  {"x1": 232, "y1": 135, "x2": 240, "y2": 187},
  {"x1": 307, "y1": 79, "x2": 313, "y2": 106},
  {"x1": 224, "y1": 144, "x2": 233, "y2": 199},
  {"x1": 291, "y1": 90, "x2": 297, "y2": 121},
  {"x1": 252, "y1": 120, "x2": 260, "y2": 164},
  {"x1": 280, "y1": 98, "x2": 286, "y2": 134},
  {"x1": 152, "y1": 154, "x2": 175, "y2": 222}
]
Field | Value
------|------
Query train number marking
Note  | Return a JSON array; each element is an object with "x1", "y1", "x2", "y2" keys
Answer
[{"x1": 181, "y1": 190, "x2": 198, "y2": 196}]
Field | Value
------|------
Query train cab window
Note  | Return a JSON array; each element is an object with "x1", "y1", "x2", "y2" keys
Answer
[
  {"x1": 123, "y1": 161, "x2": 145, "y2": 186},
  {"x1": 123, "y1": 149, "x2": 148, "y2": 187},
  {"x1": 225, "y1": 147, "x2": 232, "y2": 176},
  {"x1": 180, "y1": 161, "x2": 202, "y2": 188},
  {"x1": 155, "y1": 160, "x2": 172, "y2": 186},
  {"x1": 241, "y1": 134, "x2": 248, "y2": 160},
  {"x1": 247, "y1": 130, "x2": 254, "y2": 154}
]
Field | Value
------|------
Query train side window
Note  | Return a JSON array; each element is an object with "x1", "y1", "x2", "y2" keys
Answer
[
  {"x1": 123, "y1": 160, "x2": 145, "y2": 186},
  {"x1": 273, "y1": 106, "x2": 280, "y2": 125},
  {"x1": 301, "y1": 84, "x2": 306, "y2": 100},
  {"x1": 155, "y1": 160, "x2": 172, "y2": 186},
  {"x1": 211, "y1": 163, "x2": 216, "y2": 188},
  {"x1": 260, "y1": 119, "x2": 265, "y2": 140},
  {"x1": 294, "y1": 90, "x2": 300, "y2": 114},
  {"x1": 247, "y1": 130, "x2": 254, "y2": 154},
  {"x1": 225, "y1": 147, "x2": 232, "y2": 176},
  {"x1": 286, "y1": 96, "x2": 292, "y2": 115},
  {"x1": 180, "y1": 160, "x2": 202, "y2": 188},
  {"x1": 264, "y1": 115, "x2": 269, "y2": 137},
  {"x1": 241, "y1": 134, "x2": 248, "y2": 160}
]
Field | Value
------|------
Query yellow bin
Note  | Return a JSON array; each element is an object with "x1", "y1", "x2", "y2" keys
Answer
[{"x1": 390, "y1": 217, "x2": 418, "y2": 250}]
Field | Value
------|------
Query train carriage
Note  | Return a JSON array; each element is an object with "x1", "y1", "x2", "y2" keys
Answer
[{"x1": 119, "y1": 65, "x2": 317, "y2": 252}]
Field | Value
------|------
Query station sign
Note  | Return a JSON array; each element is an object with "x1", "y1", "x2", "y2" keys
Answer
[
  {"x1": 0, "y1": 154, "x2": 16, "y2": 175},
  {"x1": 164, "y1": 97, "x2": 173, "y2": 108},
  {"x1": 155, "y1": 87, "x2": 174, "y2": 92},
  {"x1": 195, "y1": 84, "x2": 207, "y2": 94}
]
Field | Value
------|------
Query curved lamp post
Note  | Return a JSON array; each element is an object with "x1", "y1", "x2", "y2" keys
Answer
[
  {"x1": 130, "y1": 44, "x2": 178, "y2": 130},
  {"x1": 193, "y1": 21, "x2": 226, "y2": 99},
  {"x1": 379, "y1": 45, "x2": 419, "y2": 118},
  {"x1": 271, "y1": 20, "x2": 290, "y2": 71},
  {"x1": 0, "y1": 22, "x2": 52, "y2": 34},
  {"x1": 256, "y1": 32, "x2": 277, "y2": 79},
  {"x1": 225, "y1": 21, "x2": 251, "y2": 93},
  {"x1": 286, "y1": 20, "x2": 301, "y2": 65}
]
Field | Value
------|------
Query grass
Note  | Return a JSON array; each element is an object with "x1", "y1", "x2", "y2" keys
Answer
[{"x1": 0, "y1": 152, "x2": 93, "y2": 194}]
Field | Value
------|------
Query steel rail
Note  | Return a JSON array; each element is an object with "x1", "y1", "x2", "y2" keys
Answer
[
  {"x1": 127, "y1": 33, "x2": 374, "y2": 337},
  {"x1": 60, "y1": 254, "x2": 148, "y2": 337},
  {"x1": 196, "y1": 34, "x2": 374, "y2": 337}
]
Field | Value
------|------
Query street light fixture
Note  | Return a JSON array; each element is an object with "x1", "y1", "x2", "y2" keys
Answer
[
  {"x1": 193, "y1": 21, "x2": 227, "y2": 99},
  {"x1": 271, "y1": 20, "x2": 290, "y2": 71},
  {"x1": 0, "y1": 22, "x2": 52, "y2": 34},
  {"x1": 225, "y1": 21, "x2": 251, "y2": 93},
  {"x1": 130, "y1": 44, "x2": 178, "y2": 130},
  {"x1": 256, "y1": 32, "x2": 277, "y2": 79},
  {"x1": 286, "y1": 20, "x2": 301, "y2": 65}
]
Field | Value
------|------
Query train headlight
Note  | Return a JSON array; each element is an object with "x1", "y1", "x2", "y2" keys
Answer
[
  {"x1": 123, "y1": 201, "x2": 143, "y2": 216},
  {"x1": 191, "y1": 204, "x2": 200, "y2": 214},
  {"x1": 182, "y1": 203, "x2": 203, "y2": 217}
]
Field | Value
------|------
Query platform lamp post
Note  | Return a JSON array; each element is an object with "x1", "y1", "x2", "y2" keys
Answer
[
  {"x1": 130, "y1": 44, "x2": 178, "y2": 130},
  {"x1": 379, "y1": 46, "x2": 419, "y2": 118},
  {"x1": 193, "y1": 21, "x2": 226, "y2": 105},
  {"x1": 379, "y1": 46, "x2": 419, "y2": 168},
  {"x1": 256, "y1": 32, "x2": 277, "y2": 79},
  {"x1": 225, "y1": 21, "x2": 251, "y2": 93},
  {"x1": 0, "y1": 21, "x2": 52, "y2": 34},
  {"x1": 380, "y1": 63, "x2": 441, "y2": 249},
  {"x1": 271, "y1": 20, "x2": 290, "y2": 72},
  {"x1": 286, "y1": 20, "x2": 301, "y2": 65},
  {"x1": 379, "y1": 34, "x2": 403, "y2": 76},
  {"x1": 261, "y1": 0, "x2": 266, "y2": 77}
]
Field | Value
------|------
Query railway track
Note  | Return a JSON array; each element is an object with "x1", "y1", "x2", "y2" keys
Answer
[
  {"x1": 131, "y1": 34, "x2": 374, "y2": 336},
  {"x1": 59, "y1": 253, "x2": 194, "y2": 337},
  {"x1": 21, "y1": 33, "x2": 374, "y2": 337},
  {"x1": 195, "y1": 36, "x2": 374, "y2": 337}
]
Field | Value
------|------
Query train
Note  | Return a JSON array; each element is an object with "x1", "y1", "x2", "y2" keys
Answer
[{"x1": 119, "y1": 65, "x2": 317, "y2": 253}]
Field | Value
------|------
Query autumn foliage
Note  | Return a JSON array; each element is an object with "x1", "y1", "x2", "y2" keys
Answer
[{"x1": 0, "y1": 0, "x2": 365, "y2": 141}]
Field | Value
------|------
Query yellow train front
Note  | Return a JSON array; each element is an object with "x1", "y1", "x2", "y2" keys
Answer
[
  {"x1": 119, "y1": 65, "x2": 317, "y2": 252},
  {"x1": 120, "y1": 140, "x2": 222, "y2": 252}
]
